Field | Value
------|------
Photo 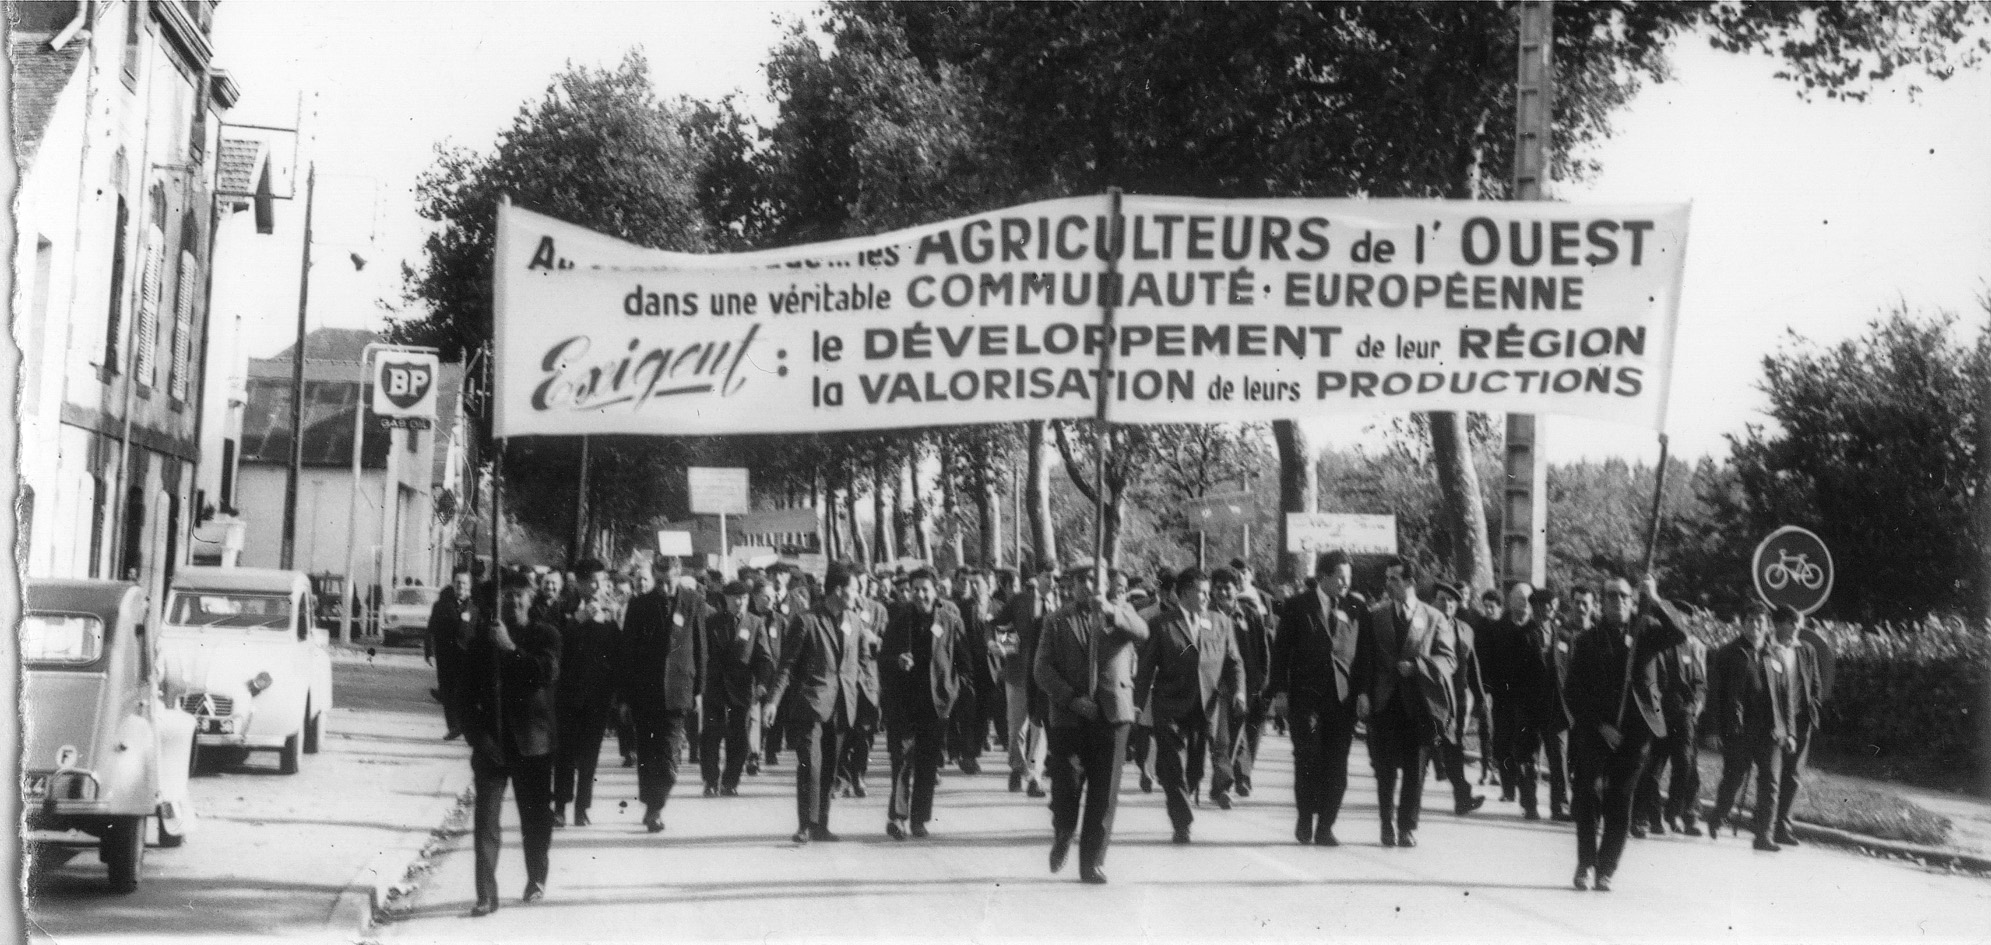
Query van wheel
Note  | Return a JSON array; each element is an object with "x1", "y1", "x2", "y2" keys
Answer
[
  {"x1": 303, "y1": 702, "x2": 323, "y2": 754},
  {"x1": 279, "y1": 730, "x2": 302, "y2": 774},
  {"x1": 156, "y1": 805, "x2": 186, "y2": 848},
  {"x1": 102, "y1": 816, "x2": 145, "y2": 891}
]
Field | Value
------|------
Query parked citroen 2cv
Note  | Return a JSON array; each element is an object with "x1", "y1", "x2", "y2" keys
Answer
[
  {"x1": 22, "y1": 579, "x2": 200, "y2": 891},
  {"x1": 158, "y1": 567, "x2": 334, "y2": 774}
]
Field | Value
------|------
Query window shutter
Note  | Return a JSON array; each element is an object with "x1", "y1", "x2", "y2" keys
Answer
[
  {"x1": 169, "y1": 250, "x2": 198, "y2": 400},
  {"x1": 134, "y1": 227, "x2": 164, "y2": 384}
]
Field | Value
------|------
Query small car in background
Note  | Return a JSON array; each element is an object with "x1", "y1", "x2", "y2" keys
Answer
[
  {"x1": 22, "y1": 579, "x2": 199, "y2": 892},
  {"x1": 380, "y1": 585, "x2": 440, "y2": 648},
  {"x1": 158, "y1": 567, "x2": 334, "y2": 775}
]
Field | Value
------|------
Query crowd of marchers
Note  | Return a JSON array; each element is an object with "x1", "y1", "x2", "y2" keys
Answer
[{"x1": 417, "y1": 547, "x2": 1832, "y2": 916}]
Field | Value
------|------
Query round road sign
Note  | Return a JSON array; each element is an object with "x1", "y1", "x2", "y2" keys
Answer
[{"x1": 1751, "y1": 525, "x2": 1834, "y2": 615}]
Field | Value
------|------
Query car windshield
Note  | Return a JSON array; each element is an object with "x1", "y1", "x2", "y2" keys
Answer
[
  {"x1": 393, "y1": 588, "x2": 437, "y2": 606},
  {"x1": 169, "y1": 593, "x2": 294, "y2": 630},
  {"x1": 22, "y1": 613, "x2": 106, "y2": 664}
]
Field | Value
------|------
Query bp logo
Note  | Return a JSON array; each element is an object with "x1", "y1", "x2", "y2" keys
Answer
[{"x1": 378, "y1": 359, "x2": 434, "y2": 412}]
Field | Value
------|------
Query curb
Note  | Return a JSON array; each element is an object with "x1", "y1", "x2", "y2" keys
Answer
[
  {"x1": 325, "y1": 761, "x2": 475, "y2": 936},
  {"x1": 1783, "y1": 818, "x2": 1991, "y2": 874}
]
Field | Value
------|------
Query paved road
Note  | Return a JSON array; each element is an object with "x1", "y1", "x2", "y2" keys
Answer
[
  {"x1": 382, "y1": 732, "x2": 1991, "y2": 944},
  {"x1": 26, "y1": 648, "x2": 464, "y2": 943}
]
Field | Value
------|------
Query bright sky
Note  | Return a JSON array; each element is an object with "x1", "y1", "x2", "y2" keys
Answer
[{"x1": 210, "y1": 4, "x2": 1991, "y2": 465}]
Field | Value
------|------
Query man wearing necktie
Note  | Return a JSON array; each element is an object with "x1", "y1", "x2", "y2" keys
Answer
[
  {"x1": 1705, "y1": 599, "x2": 1795, "y2": 852},
  {"x1": 1135, "y1": 568, "x2": 1248, "y2": 843},
  {"x1": 1035, "y1": 566, "x2": 1150, "y2": 884},
  {"x1": 1268, "y1": 551, "x2": 1370, "y2": 846},
  {"x1": 1363, "y1": 556, "x2": 1456, "y2": 849},
  {"x1": 618, "y1": 556, "x2": 708, "y2": 833},
  {"x1": 764, "y1": 563, "x2": 876, "y2": 844},
  {"x1": 1565, "y1": 575, "x2": 1689, "y2": 891},
  {"x1": 994, "y1": 565, "x2": 1058, "y2": 797},
  {"x1": 880, "y1": 569, "x2": 975, "y2": 839}
]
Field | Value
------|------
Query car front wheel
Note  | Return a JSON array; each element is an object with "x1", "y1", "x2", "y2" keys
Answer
[
  {"x1": 102, "y1": 816, "x2": 145, "y2": 891},
  {"x1": 303, "y1": 702, "x2": 324, "y2": 754},
  {"x1": 278, "y1": 729, "x2": 302, "y2": 774}
]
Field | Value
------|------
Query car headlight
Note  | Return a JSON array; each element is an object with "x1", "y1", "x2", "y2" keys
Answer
[{"x1": 247, "y1": 672, "x2": 274, "y2": 696}]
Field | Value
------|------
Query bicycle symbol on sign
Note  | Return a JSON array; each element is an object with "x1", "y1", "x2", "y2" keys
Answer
[{"x1": 1762, "y1": 550, "x2": 1825, "y2": 591}]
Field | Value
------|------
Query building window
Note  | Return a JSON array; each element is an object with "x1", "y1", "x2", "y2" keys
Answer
[
  {"x1": 104, "y1": 198, "x2": 130, "y2": 373},
  {"x1": 219, "y1": 438, "x2": 236, "y2": 511},
  {"x1": 89, "y1": 475, "x2": 108, "y2": 579},
  {"x1": 168, "y1": 215, "x2": 201, "y2": 400},
  {"x1": 135, "y1": 223, "x2": 165, "y2": 387},
  {"x1": 122, "y1": 1, "x2": 143, "y2": 89}
]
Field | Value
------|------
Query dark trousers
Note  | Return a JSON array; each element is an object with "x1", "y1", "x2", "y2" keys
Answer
[
  {"x1": 1368, "y1": 696, "x2": 1430, "y2": 832},
  {"x1": 1712, "y1": 735, "x2": 1783, "y2": 838},
  {"x1": 838, "y1": 723, "x2": 875, "y2": 789},
  {"x1": 888, "y1": 711, "x2": 947, "y2": 825},
  {"x1": 616, "y1": 717, "x2": 636, "y2": 762},
  {"x1": 700, "y1": 700, "x2": 753, "y2": 790},
  {"x1": 1128, "y1": 723, "x2": 1157, "y2": 784},
  {"x1": 1435, "y1": 740, "x2": 1477, "y2": 809},
  {"x1": 552, "y1": 709, "x2": 609, "y2": 812},
  {"x1": 471, "y1": 752, "x2": 553, "y2": 903},
  {"x1": 790, "y1": 717, "x2": 849, "y2": 830},
  {"x1": 684, "y1": 706, "x2": 701, "y2": 763},
  {"x1": 1775, "y1": 726, "x2": 1813, "y2": 832},
  {"x1": 1495, "y1": 716, "x2": 1569, "y2": 815},
  {"x1": 633, "y1": 712, "x2": 689, "y2": 810},
  {"x1": 435, "y1": 657, "x2": 463, "y2": 734},
  {"x1": 1570, "y1": 731, "x2": 1651, "y2": 877},
  {"x1": 1228, "y1": 698, "x2": 1266, "y2": 792},
  {"x1": 1633, "y1": 720, "x2": 1701, "y2": 827},
  {"x1": 1047, "y1": 721, "x2": 1130, "y2": 872},
  {"x1": 1289, "y1": 701, "x2": 1357, "y2": 829},
  {"x1": 946, "y1": 687, "x2": 987, "y2": 762},
  {"x1": 1153, "y1": 712, "x2": 1215, "y2": 830},
  {"x1": 762, "y1": 717, "x2": 785, "y2": 762}
]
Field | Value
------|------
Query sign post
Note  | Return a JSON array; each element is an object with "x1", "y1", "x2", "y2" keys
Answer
[
  {"x1": 1752, "y1": 526, "x2": 1834, "y2": 615},
  {"x1": 340, "y1": 344, "x2": 439, "y2": 644},
  {"x1": 688, "y1": 467, "x2": 750, "y2": 567}
]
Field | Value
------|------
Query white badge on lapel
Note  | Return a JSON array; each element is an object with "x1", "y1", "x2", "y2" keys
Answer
[
  {"x1": 673, "y1": 612, "x2": 685, "y2": 627},
  {"x1": 737, "y1": 625, "x2": 752, "y2": 642}
]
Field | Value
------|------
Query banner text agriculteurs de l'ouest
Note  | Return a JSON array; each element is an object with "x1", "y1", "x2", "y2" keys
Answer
[{"x1": 492, "y1": 196, "x2": 1689, "y2": 437}]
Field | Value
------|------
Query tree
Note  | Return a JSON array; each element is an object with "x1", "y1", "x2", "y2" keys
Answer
[
  {"x1": 1726, "y1": 307, "x2": 1988, "y2": 621},
  {"x1": 834, "y1": 0, "x2": 1988, "y2": 588},
  {"x1": 392, "y1": 52, "x2": 738, "y2": 554}
]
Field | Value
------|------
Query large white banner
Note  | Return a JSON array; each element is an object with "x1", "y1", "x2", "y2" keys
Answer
[{"x1": 493, "y1": 198, "x2": 1689, "y2": 437}]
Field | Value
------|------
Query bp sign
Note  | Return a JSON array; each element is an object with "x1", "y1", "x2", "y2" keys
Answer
[
  {"x1": 1752, "y1": 525, "x2": 1833, "y2": 615},
  {"x1": 373, "y1": 352, "x2": 439, "y2": 429}
]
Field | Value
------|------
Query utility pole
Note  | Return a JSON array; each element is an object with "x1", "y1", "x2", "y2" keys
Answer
[
  {"x1": 1502, "y1": 2, "x2": 1553, "y2": 589},
  {"x1": 279, "y1": 163, "x2": 316, "y2": 570}
]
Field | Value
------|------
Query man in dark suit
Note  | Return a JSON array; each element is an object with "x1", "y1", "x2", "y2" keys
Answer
[
  {"x1": 1136, "y1": 569, "x2": 1247, "y2": 843},
  {"x1": 948, "y1": 569, "x2": 1005, "y2": 774},
  {"x1": 1268, "y1": 550, "x2": 1369, "y2": 847},
  {"x1": 1363, "y1": 556, "x2": 1456, "y2": 849},
  {"x1": 1706, "y1": 600, "x2": 1796, "y2": 851},
  {"x1": 1774, "y1": 605, "x2": 1825, "y2": 847},
  {"x1": 703, "y1": 581, "x2": 774, "y2": 796},
  {"x1": 553, "y1": 560, "x2": 621, "y2": 828},
  {"x1": 1632, "y1": 608, "x2": 1707, "y2": 837},
  {"x1": 1430, "y1": 581, "x2": 1488, "y2": 816},
  {"x1": 1213, "y1": 568, "x2": 1273, "y2": 799},
  {"x1": 427, "y1": 569, "x2": 474, "y2": 740},
  {"x1": 835, "y1": 573, "x2": 888, "y2": 798},
  {"x1": 619, "y1": 555, "x2": 707, "y2": 832},
  {"x1": 994, "y1": 564, "x2": 1058, "y2": 797},
  {"x1": 1481, "y1": 581, "x2": 1571, "y2": 821},
  {"x1": 1565, "y1": 576, "x2": 1688, "y2": 891},
  {"x1": 1035, "y1": 566, "x2": 1150, "y2": 884},
  {"x1": 764, "y1": 563, "x2": 877, "y2": 843},
  {"x1": 880, "y1": 568, "x2": 976, "y2": 838},
  {"x1": 459, "y1": 571, "x2": 561, "y2": 917}
]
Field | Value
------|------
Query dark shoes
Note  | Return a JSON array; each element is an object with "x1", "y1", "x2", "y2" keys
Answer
[
  {"x1": 792, "y1": 829, "x2": 813, "y2": 844},
  {"x1": 471, "y1": 898, "x2": 500, "y2": 917},
  {"x1": 522, "y1": 881, "x2": 546, "y2": 903},
  {"x1": 1236, "y1": 782, "x2": 1252, "y2": 798},
  {"x1": 1050, "y1": 832, "x2": 1073, "y2": 873},
  {"x1": 1139, "y1": 775, "x2": 1154, "y2": 793},
  {"x1": 811, "y1": 827, "x2": 841, "y2": 842},
  {"x1": 1572, "y1": 866, "x2": 1590, "y2": 891},
  {"x1": 1171, "y1": 827, "x2": 1192, "y2": 844},
  {"x1": 1009, "y1": 772, "x2": 1024, "y2": 793},
  {"x1": 1380, "y1": 825, "x2": 1398, "y2": 848},
  {"x1": 1680, "y1": 820, "x2": 1704, "y2": 837},
  {"x1": 642, "y1": 806, "x2": 664, "y2": 833},
  {"x1": 1523, "y1": 808, "x2": 1543, "y2": 822},
  {"x1": 1080, "y1": 864, "x2": 1108, "y2": 885},
  {"x1": 887, "y1": 821, "x2": 907, "y2": 841},
  {"x1": 1397, "y1": 830, "x2": 1418, "y2": 848},
  {"x1": 959, "y1": 758, "x2": 982, "y2": 775},
  {"x1": 1550, "y1": 811, "x2": 1575, "y2": 823},
  {"x1": 573, "y1": 809, "x2": 591, "y2": 827},
  {"x1": 746, "y1": 754, "x2": 761, "y2": 776},
  {"x1": 1295, "y1": 816, "x2": 1315, "y2": 845},
  {"x1": 1026, "y1": 780, "x2": 1046, "y2": 798},
  {"x1": 911, "y1": 823, "x2": 929, "y2": 839},
  {"x1": 551, "y1": 805, "x2": 567, "y2": 828},
  {"x1": 702, "y1": 785, "x2": 720, "y2": 798},
  {"x1": 1593, "y1": 872, "x2": 1614, "y2": 892},
  {"x1": 1774, "y1": 827, "x2": 1801, "y2": 846},
  {"x1": 1628, "y1": 823, "x2": 1647, "y2": 839},
  {"x1": 1455, "y1": 796, "x2": 1486, "y2": 816},
  {"x1": 1314, "y1": 828, "x2": 1340, "y2": 847},
  {"x1": 1211, "y1": 793, "x2": 1233, "y2": 810},
  {"x1": 1753, "y1": 835, "x2": 1783, "y2": 852},
  {"x1": 443, "y1": 728, "x2": 463, "y2": 741},
  {"x1": 720, "y1": 785, "x2": 739, "y2": 797}
]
